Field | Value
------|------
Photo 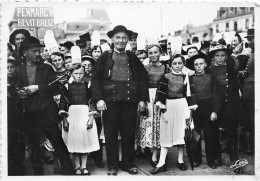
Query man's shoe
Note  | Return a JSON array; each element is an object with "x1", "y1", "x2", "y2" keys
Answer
[
  {"x1": 193, "y1": 161, "x2": 200, "y2": 167},
  {"x1": 208, "y1": 162, "x2": 217, "y2": 169},
  {"x1": 121, "y1": 166, "x2": 138, "y2": 175},
  {"x1": 215, "y1": 158, "x2": 222, "y2": 166},
  {"x1": 234, "y1": 167, "x2": 242, "y2": 174},
  {"x1": 107, "y1": 168, "x2": 118, "y2": 175},
  {"x1": 177, "y1": 162, "x2": 187, "y2": 171},
  {"x1": 149, "y1": 164, "x2": 167, "y2": 175}
]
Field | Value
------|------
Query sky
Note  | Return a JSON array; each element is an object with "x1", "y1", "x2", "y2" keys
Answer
[{"x1": 2, "y1": 1, "x2": 255, "y2": 38}]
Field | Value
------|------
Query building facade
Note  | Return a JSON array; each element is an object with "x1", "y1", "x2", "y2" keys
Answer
[
  {"x1": 174, "y1": 23, "x2": 213, "y2": 45},
  {"x1": 174, "y1": 7, "x2": 254, "y2": 45},
  {"x1": 213, "y1": 7, "x2": 254, "y2": 34}
]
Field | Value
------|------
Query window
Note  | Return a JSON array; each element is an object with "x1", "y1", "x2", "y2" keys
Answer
[
  {"x1": 216, "y1": 24, "x2": 219, "y2": 33},
  {"x1": 226, "y1": 22, "x2": 229, "y2": 31},
  {"x1": 246, "y1": 19, "x2": 249, "y2": 29},
  {"x1": 234, "y1": 21, "x2": 237, "y2": 31}
]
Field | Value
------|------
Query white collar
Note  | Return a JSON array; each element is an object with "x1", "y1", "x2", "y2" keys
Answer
[
  {"x1": 114, "y1": 48, "x2": 126, "y2": 54},
  {"x1": 214, "y1": 62, "x2": 226, "y2": 66},
  {"x1": 171, "y1": 68, "x2": 183, "y2": 75}
]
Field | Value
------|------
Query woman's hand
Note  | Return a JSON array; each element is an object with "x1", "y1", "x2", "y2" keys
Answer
[
  {"x1": 186, "y1": 119, "x2": 191, "y2": 126},
  {"x1": 96, "y1": 100, "x2": 107, "y2": 111},
  {"x1": 87, "y1": 115, "x2": 94, "y2": 130},
  {"x1": 63, "y1": 116, "x2": 69, "y2": 132}
]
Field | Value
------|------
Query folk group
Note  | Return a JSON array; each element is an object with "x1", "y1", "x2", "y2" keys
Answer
[{"x1": 7, "y1": 24, "x2": 254, "y2": 176}]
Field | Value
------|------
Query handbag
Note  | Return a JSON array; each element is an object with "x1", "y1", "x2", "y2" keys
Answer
[{"x1": 185, "y1": 112, "x2": 200, "y2": 143}]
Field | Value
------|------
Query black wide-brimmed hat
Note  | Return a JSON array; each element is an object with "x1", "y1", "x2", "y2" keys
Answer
[
  {"x1": 79, "y1": 32, "x2": 91, "y2": 41},
  {"x1": 19, "y1": 36, "x2": 44, "y2": 55},
  {"x1": 9, "y1": 29, "x2": 31, "y2": 45},
  {"x1": 201, "y1": 41, "x2": 210, "y2": 49},
  {"x1": 75, "y1": 39, "x2": 87, "y2": 47},
  {"x1": 81, "y1": 55, "x2": 96, "y2": 66},
  {"x1": 131, "y1": 32, "x2": 138, "y2": 40},
  {"x1": 60, "y1": 41, "x2": 74, "y2": 50},
  {"x1": 186, "y1": 53, "x2": 209, "y2": 70},
  {"x1": 245, "y1": 28, "x2": 254, "y2": 38},
  {"x1": 107, "y1": 25, "x2": 133, "y2": 39}
]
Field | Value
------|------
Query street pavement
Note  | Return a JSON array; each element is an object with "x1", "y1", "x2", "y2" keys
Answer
[{"x1": 24, "y1": 143, "x2": 254, "y2": 176}]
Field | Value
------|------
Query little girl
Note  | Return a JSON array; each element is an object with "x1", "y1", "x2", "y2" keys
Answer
[
  {"x1": 59, "y1": 64, "x2": 100, "y2": 175},
  {"x1": 150, "y1": 54, "x2": 196, "y2": 174}
]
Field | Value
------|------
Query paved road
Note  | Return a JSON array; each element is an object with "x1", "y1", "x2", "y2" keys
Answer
[{"x1": 24, "y1": 144, "x2": 254, "y2": 176}]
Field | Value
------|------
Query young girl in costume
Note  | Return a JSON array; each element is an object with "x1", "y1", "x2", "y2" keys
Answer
[
  {"x1": 150, "y1": 54, "x2": 196, "y2": 174},
  {"x1": 136, "y1": 44, "x2": 166, "y2": 167},
  {"x1": 59, "y1": 64, "x2": 99, "y2": 175}
]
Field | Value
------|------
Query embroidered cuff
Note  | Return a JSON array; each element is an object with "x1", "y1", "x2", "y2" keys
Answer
[
  {"x1": 156, "y1": 101, "x2": 166, "y2": 109},
  {"x1": 188, "y1": 104, "x2": 198, "y2": 110},
  {"x1": 59, "y1": 110, "x2": 68, "y2": 115},
  {"x1": 89, "y1": 111, "x2": 98, "y2": 116}
]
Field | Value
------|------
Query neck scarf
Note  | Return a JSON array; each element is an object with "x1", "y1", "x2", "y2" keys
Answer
[{"x1": 170, "y1": 67, "x2": 191, "y2": 97}]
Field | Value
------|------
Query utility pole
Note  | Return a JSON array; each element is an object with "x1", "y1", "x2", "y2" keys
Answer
[{"x1": 160, "y1": 7, "x2": 162, "y2": 37}]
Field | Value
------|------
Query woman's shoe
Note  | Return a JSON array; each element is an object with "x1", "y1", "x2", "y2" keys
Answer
[
  {"x1": 75, "y1": 167, "x2": 82, "y2": 175},
  {"x1": 177, "y1": 162, "x2": 187, "y2": 171},
  {"x1": 81, "y1": 168, "x2": 90, "y2": 175},
  {"x1": 151, "y1": 160, "x2": 158, "y2": 168},
  {"x1": 149, "y1": 164, "x2": 167, "y2": 175}
]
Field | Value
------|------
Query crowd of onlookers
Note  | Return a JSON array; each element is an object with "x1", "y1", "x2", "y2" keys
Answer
[{"x1": 7, "y1": 26, "x2": 254, "y2": 176}]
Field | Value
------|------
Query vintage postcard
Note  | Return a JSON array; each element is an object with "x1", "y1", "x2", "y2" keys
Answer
[{"x1": 0, "y1": 0, "x2": 259, "y2": 181}]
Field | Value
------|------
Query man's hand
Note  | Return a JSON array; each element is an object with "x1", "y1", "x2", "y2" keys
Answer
[
  {"x1": 96, "y1": 100, "x2": 107, "y2": 111},
  {"x1": 210, "y1": 112, "x2": 217, "y2": 121},
  {"x1": 24, "y1": 85, "x2": 39, "y2": 95},
  {"x1": 138, "y1": 101, "x2": 146, "y2": 112},
  {"x1": 18, "y1": 89, "x2": 28, "y2": 98}
]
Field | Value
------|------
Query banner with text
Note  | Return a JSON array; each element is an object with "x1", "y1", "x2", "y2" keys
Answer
[{"x1": 14, "y1": 7, "x2": 54, "y2": 28}]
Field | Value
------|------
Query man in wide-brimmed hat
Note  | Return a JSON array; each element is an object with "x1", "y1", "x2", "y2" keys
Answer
[
  {"x1": 9, "y1": 28, "x2": 31, "y2": 65},
  {"x1": 59, "y1": 41, "x2": 74, "y2": 55},
  {"x1": 76, "y1": 39, "x2": 89, "y2": 56},
  {"x1": 15, "y1": 36, "x2": 74, "y2": 175},
  {"x1": 79, "y1": 32, "x2": 92, "y2": 55},
  {"x1": 129, "y1": 32, "x2": 138, "y2": 53},
  {"x1": 92, "y1": 25, "x2": 149, "y2": 175}
]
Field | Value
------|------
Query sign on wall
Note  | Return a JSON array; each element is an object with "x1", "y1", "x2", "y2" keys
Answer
[{"x1": 14, "y1": 7, "x2": 54, "y2": 27}]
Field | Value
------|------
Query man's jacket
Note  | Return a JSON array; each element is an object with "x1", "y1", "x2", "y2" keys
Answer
[{"x1": 91, "y1": 49, "x2": 149, "y2": 103}]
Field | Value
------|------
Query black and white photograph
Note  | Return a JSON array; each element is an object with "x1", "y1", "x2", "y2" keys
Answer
[{"x1": 0, "y1": 0, "x2": 259, "y2": 180}]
